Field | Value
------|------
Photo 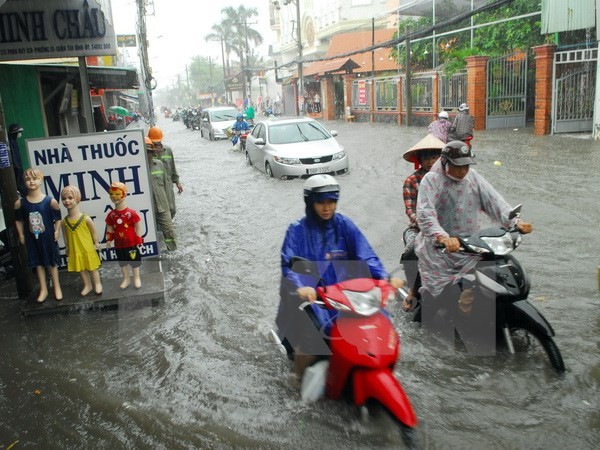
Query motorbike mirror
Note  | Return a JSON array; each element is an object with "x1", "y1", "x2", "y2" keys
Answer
[
  {"x1": 289, "y1": 256, "x2": 317, "y2": 275},
  {"x1": 508, "y1": 204, "x2": 522, "y2": 220}
]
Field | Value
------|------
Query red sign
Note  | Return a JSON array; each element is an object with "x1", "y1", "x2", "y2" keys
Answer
[{"x1": 358, "y1": 80, "x2": 367, "y2": 105}]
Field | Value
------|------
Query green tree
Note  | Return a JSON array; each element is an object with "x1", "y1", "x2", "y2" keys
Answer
[
  {"x1": 390, "y1": 0, "x2": 552, "y2": 73},
  {"x1": 188, "y1": 55, "x2": 224, "y2": 99}
]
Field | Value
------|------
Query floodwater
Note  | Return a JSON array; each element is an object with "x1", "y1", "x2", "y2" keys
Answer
[{"x1": 0, "y1": 118, "x2": 598, "y2": 448}]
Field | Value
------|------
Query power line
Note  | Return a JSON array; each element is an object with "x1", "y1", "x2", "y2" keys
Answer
[{"x1": 273, "y1": 0, "x2": 513, "y2": 71}]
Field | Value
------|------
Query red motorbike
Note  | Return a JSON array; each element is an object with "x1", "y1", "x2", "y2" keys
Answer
[{"x1": 273, "y1": 260, "x2": 418, "y2": 443}]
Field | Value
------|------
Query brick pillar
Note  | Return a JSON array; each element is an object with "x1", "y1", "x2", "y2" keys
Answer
[
  {"x1": 533, "y1": 44, "x2": 556, "y2": 135},
  {"x1": 322, "y1": 76, "x2": 336, "y2": 120},
  {"x1": 432, "y1": 72, "x2": 440, "y2": 120},
  {"x1": 343, "y1": 73, "x2": 355, "y2": 114},
  {"x1": 397, "y1": 77, "x2": 403, "y2": 126},
  {"x1": 465, "y1": 55, "x2": 489, "y2": 131}
]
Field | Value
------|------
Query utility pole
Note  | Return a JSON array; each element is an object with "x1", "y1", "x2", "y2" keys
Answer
[
  {"x1": 238, "y1": 25, "x2": 247, "y2": 101},
  {"x1": 245, "y1": 20, "x2": 252, "y2": 102},
  {"x1": 295, "y1": 0, "x2": 304, "y2": 116},
  {"x1": 218, "y1": 35, "x2": 228, "y2": 103},
  {"x1": 594, "y1": 3, "x2": 600, "y2": 139},
  {"x1": 136, "y1": 0, "x2": 156, "y2": 125},
  {"x1": 405, "y1": 29, "x2": 412, "y2": 126},
  {"x1": 209, "y1": 56, "x2": 214, "y2": 106}
]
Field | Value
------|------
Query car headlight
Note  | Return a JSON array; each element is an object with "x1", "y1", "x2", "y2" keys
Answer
[
  {"x1": 340, "y1": 287, "x2": 381, "y2": 316},
  {"x1": 331, "y1": 150, "x2": 346, "y2": 160},
  {"x1": 274, "y1": 156, "x2": 301, "y2": 165},
  {"x1": 481, "y1": 233, "x2": 515, "y2": 255}
]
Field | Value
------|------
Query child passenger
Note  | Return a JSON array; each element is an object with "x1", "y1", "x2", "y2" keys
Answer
[{"x1": 60, "y1": 186, "x2": 102, "y2": 296}]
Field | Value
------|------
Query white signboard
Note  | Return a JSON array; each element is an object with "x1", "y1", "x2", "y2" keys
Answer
[
  {"x1": 25, "y1": 129, "x2": 158, "y2": 267},
  {"x1": 0, "y1": 0, "x2": 116, "y2": 61}
]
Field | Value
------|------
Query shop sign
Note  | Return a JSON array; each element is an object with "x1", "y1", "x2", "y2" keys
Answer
[
  {"x1": 25, "y1": 129, "x2": 158, "y2": 266},
  {"x1": 0, "y1": 0, "x2": 117, "y2": 62},
  {"x1": 225, "y1": 73, "x2": 244, "y2": 91},
  {"x1": 117, "y1": 34, "x2": 136, "y2": 47}
]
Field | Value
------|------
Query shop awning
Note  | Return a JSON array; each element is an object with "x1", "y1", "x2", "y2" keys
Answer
[
  {"x1": 302, "y1": 28, "x2": 398, "y2": 78},
  {"x1": 36, "y1": 64, "x2": 139, "y2": 89},
  {"x1": 304, "y1": 57, "x2": 360, "y2": 77}
]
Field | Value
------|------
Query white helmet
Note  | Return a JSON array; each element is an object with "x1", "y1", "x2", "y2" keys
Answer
[
  {"x1": 438, "y1": 111, "x2": 449, "y2": 119},
  {"x1": 458, "y1": 103, "x2": 469, "y2": 111},
  {"x1": 303, "y1": 174, "x2": 340, "y2": 202}
]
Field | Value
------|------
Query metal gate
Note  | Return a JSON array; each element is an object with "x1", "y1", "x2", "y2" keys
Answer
[
  {"x1": 486, "y1": 51, "x2": 528, "y2": 129},
  {"x1": 552, "y1": 48, "x2": 597, "y2": 134}
]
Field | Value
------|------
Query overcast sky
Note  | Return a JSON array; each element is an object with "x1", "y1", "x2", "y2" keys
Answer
[{"x1": 113, "y1": 0, "x2": 272, "y2": 88}]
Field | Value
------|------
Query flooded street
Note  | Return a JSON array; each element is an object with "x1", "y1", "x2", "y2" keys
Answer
[{"x1": 0, "y1": 118, "x2": 598, "y2": 448}]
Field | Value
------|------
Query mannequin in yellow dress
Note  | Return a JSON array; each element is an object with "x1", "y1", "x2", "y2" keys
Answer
[{"x1": 60, "y1": 186, "x2": 102, "y2": 296}]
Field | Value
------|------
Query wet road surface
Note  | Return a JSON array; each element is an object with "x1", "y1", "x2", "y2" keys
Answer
[{"x1": 0, "y1": 117, "x2": 598, "y2": 448}]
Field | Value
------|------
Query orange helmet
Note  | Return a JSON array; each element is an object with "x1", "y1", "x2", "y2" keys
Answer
[
  {"x1": 148, "y1": 126, "x2": 163, "y2": 142},
  {"x1": 144, "y1": 136, "x2": 153, "y2": 145}
]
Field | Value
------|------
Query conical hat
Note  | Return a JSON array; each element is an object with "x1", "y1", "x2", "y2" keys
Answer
[{"x1": 403, "y1": 134, "x2": 446, "y2": 163}]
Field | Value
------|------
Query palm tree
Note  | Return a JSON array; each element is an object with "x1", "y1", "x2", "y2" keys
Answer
[
  {"x1": 205, "y1": 23, "x2": 232, "y2": 78},
  {"x1": 220, "y1": 5, "x2": 263, "y2": 96}
]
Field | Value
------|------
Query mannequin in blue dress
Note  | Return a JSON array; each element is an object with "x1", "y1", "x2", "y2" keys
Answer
[{"x1": 14, "y1": 168, "x2": 63, "y2": 303}]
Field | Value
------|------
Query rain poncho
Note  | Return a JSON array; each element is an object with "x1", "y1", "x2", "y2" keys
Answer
[
  {"x1": 277, "y1": 212, "x2": 388, "y2": 345},
  {"x1": 414, "y1": 159, "x2": 514, "y2": 297},
  {"x1": 428, "y1": 119, "x2": 452, "y2": 143},
  {"x1": 449, "y1": 111, "x2": 475, "y2": 141}
]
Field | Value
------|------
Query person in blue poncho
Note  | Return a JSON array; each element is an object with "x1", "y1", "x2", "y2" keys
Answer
[
  {"x1": 276, "y1": 174, "x2": 404, "y2": 377},
  {"x1": 231, "y1": 113, "x2": 251, "y2": 151}
]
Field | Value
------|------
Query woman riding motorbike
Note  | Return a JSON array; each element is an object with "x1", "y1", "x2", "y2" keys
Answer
[{"x1": 275, "y1": 175, "x2": 404, "y2": 378}]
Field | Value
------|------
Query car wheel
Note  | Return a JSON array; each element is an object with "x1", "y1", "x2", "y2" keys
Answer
[
  {"x1": 265, "y1": 163, "x2": 274, "y2": 178},
  {"x1": 245, "y1": 151, "x2": 252, "y2": 166}
]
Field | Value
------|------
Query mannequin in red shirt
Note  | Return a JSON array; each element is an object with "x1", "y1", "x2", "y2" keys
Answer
[{"x1": 105, "y1": 182, "x2": 143, "y2": 289}]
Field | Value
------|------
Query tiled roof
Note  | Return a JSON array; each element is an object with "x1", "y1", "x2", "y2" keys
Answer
[{"x1": 303, "y1": 28, "x2": 398, "y2": 77}]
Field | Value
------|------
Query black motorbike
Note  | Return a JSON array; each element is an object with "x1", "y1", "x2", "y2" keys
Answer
[
  {"x1": 190, "y1": 110, "x2": 201, "y2": 131},
  {"x1": 398, "y1": 205, "x2": 565, "y2": 373}
]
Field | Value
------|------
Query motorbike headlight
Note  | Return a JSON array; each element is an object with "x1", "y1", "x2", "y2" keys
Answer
[
  {"x1": 331, "y1": 150, "x2": 346, "y2": 160},
  {"x1": 481, "y1": 233, "x2": 515, "y2": 255},
  {"x1": 341, "y1": 287, "x2": 381, "y2": 316},
  {"x1": 326, "y1": 299, "x2": 352, "y2": 312},
  {"x1": 274, "y1": 156, "x2": 302, "y2": 165},
  {"x1": 466, "y1": 244, "x2": 490, "y2": 254}
]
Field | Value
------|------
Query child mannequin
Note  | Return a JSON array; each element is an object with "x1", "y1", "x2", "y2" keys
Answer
[
  {"x1": 14, "y1": 168, "x2": 62, "y2": 303},
  {"x1": 61, "y1": 186, "x2": 102, "y2": 296},
  {"x1": 105, "y1": 182, "x2": 143, "y2": 289}
]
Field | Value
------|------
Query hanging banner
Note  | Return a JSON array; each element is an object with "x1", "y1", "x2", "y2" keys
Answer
[
  {"x1": 0, "y1": 0, "x2": 117, "y2": 61},
  {"x1": 358, "y1": 80, "x2": 367, "y2": 105},
  {"x1": 25, "y1": 129, "x2": 158, "y2": 267}
]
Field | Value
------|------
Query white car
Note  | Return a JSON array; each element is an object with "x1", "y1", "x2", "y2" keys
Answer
[
  {"x1": 200, "y1": 107, "x2": 239, "y2": 140},
  {"x1": 245, "y1": 117, "x2": 349, "y2": 179}
]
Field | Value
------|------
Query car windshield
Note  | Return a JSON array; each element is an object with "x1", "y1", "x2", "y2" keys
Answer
[
  {"x1": 211, "y1": 109, "x2": 238, "y2": 121},
  {"x1": 268, "y1": 122, "x2": 331, "y2": 144}
]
